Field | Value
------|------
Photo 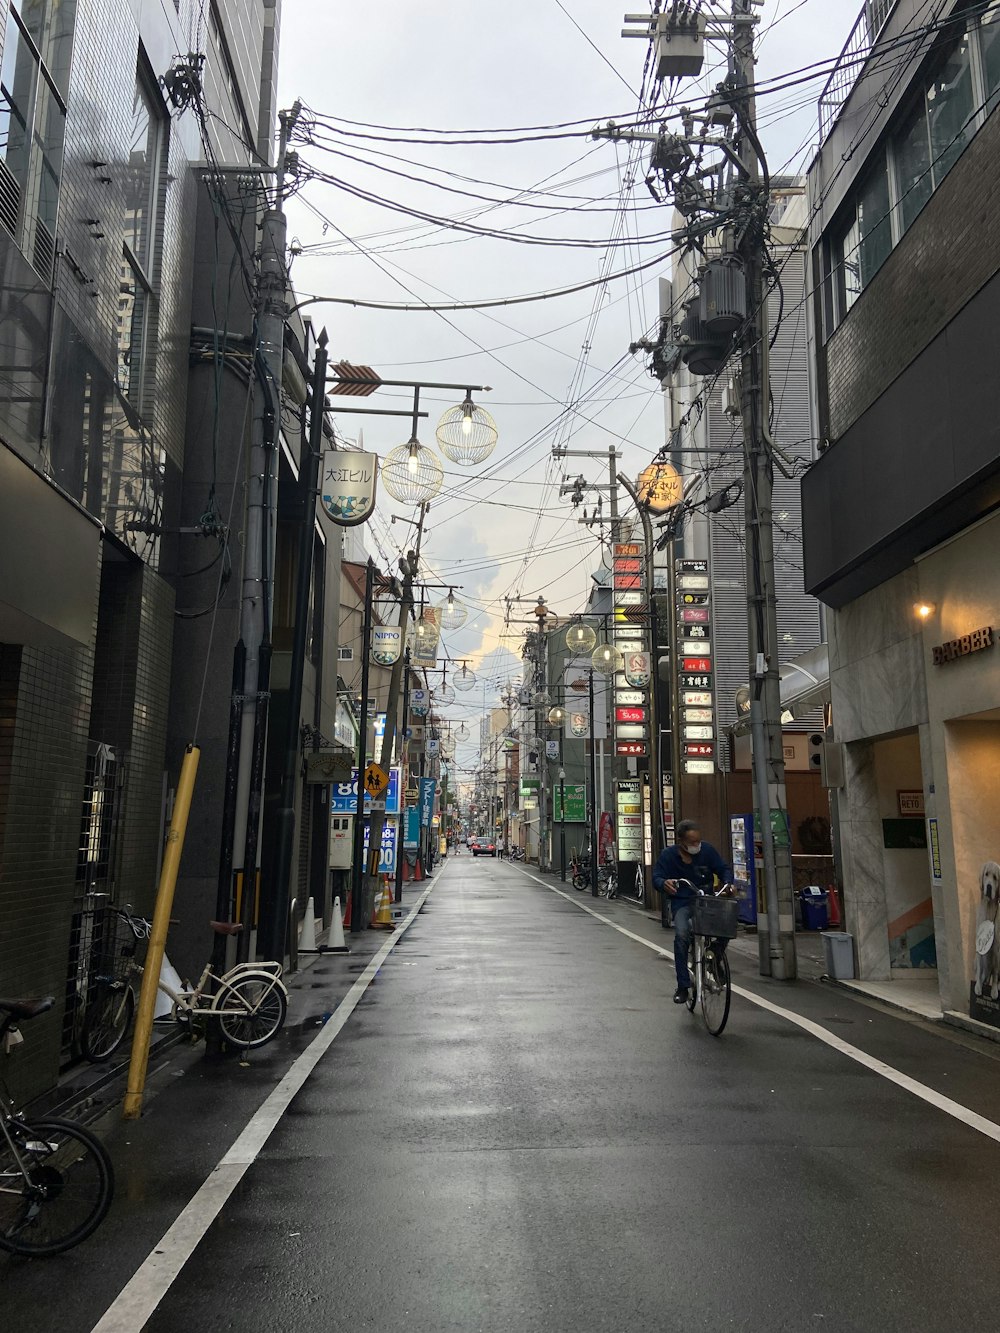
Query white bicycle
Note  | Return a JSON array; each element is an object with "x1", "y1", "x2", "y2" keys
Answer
[{"x1": 82, "y1": 913, "x2": 288, "y2": 1060}]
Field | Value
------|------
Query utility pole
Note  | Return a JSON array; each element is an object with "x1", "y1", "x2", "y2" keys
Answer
[
  {"x1": 350, "y1": 558, "x2": 375, "y2": 934},
  {"x1": 588, "y1": 669, "x2": 599, "y2": 898},
  {"x1": 394, "y1": 646, "x2": 412, "y2": 905},
  {"x1": 732, "y1": 0, "x2": 796, "y2": 979},
  {"x1": 366, "y1": 507, "x2": 426, "y2": 919},
  {"x1": 229, "y1": 107, "x2": 299, "y2": 962}
]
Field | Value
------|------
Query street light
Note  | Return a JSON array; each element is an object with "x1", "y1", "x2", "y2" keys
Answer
[
  {"x1": 547, "y1": 704, "x2": 565, "y2": 726},
  {"x1": 558, "y1": 766, "x2": 567, "y2": 883},
  {"x1": 591, "y1": 641, "x2": 622, "y2": 675},
  {"x1": 381, "y1": 436, "x2": 444, "y2": 504},
  {"x1": 566, "y1": 622, "x2": 597, "y2": 653},
  {"x1": 436, "y1": 391, "x2": 499, "y2": 466},
  {"x1": 437, "y1": 588, "x2": 468, "y2": 630},
  {"x1": 453, "y1": 660, "x2": 477, "y2": 691}
]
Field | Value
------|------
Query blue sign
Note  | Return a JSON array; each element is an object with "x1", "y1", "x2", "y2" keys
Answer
[
  {"x1": 419, "y1": 777, "x2": 437, "y2": 828},
  {"x1": 331, "y1": 767, "x2": 400, "y2": 815},
  {"x1": 403, "y1": 806, "x2": 420, "y2": 849},
  {"x1": 363, "y1": 819, "x2": 397, "y2": 875}
]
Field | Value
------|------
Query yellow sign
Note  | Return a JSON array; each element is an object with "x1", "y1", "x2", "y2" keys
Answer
[
  {"x1": 637, "y1": 462, "x2": 682, "y2": 514},
  {"x1": 363, "y1": 762, "x2": 390, "y2": 798}
]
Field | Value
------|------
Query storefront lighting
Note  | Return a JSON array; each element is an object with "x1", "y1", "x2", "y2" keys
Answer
[{"x1": 914, "y1": 602, "x2": 936, "y2": 620}]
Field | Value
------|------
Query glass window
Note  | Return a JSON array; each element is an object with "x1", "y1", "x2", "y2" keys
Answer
[
  {"x1": 979, "y1": 5, "x2": 1000, "y2": 110},
  {"x1": 18, "y1": 0, "x2": 76, "y2": 95},
  {"x1": 124, "y1": 78, "x2": 159, "y2": 272},
  {"x1": 836, "y1": 214, "x2": 861, "y2": 317},
  {"x1": 836, "y1": 153, "x2": 891, "y2": 317},
  {"x1": 893, "y1": 97, "x2": 933, "y2": 234},
  {"x1": 117, "y1": 256, "x2": 147, "y2": 403},
  {"x1": 0, "y1": 8, "x2": 35, "y2": 222},
  {"x1": 926, "y1": 28, "x2": 975, "y2": 184}
]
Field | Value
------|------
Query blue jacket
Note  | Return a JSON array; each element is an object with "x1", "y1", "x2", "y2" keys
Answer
[{"x1": 652, "y1": 842, "x2": 731, "y2": 906}]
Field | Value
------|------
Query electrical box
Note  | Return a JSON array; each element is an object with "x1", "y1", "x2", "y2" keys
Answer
[
  {"x1": 820, "y1": 741, "x2": 845, "y2": 790},
  {"x1": 654, "y1": 13, "x2": 706, "y2": 79}
]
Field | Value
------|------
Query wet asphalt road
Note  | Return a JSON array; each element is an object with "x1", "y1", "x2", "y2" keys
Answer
[{"x1": 7, "y1": 857, "x2": 1000, "y2": 1332}]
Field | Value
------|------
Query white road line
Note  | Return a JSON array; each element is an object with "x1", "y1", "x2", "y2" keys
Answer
[
  {"x1": 91, "y1": 880, "x2": 438, "y2": 1333},
  {"x1": 517, "y1": 866, "x2": 1000, "y2": 1147}
]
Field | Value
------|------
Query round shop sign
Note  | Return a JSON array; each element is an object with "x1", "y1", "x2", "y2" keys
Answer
[
  {"x1": 371, "y1": 626, "x2": 402, "y2": 666},
  {"x1": 976, "y1": 920, "x2": 996, "y2": 956},
  {"x1": 624, "y1": 651, "x2": 651, "y2": 688},
  {"x1": 569, "y1": 710, "x2": 589, "y2": 738}
]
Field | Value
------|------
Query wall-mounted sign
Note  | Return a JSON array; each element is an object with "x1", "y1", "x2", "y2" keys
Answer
[
  {"x1": 678, "y1": 574, "x2": 710, "y2": 591},
  {"x1": 898, "y1": 789, "x2": 926, "y2": 817},
  {"x1": 680, "y1": 607, "x2": 710, "y2": 624},
  {"x1": 684, "y1": 758, "x2": 715, "y2": 775},
  {"x1": 684, "y1": 741, "x2": 715, "y2": 758},
  {"x1": 932, "y1": 626, "x2": 993, "y2": 665},
  {"x1": 678, "y1": 592, "x2": 710, "y2": 607},
  {"x1": 616, "y1": 689, "x2": 645, "y2": 706},
  {"x1": 637, "y1": 462, "x2": 682, "y2": 514},
  {"x1": 614, "y1": 573, "x2": 642, "y2": 590},
  {"x1": 410, "y1": 688, "x2": 429, "y2": 717},
  {"x1": 426, "y1": 737, "x2": 440, "y2": 755},
  {"x1": 682, "y1": 690, "x2": 713, "y2": 707},
  {"x1": 615, "y1": 591, "x2": 646, "y2": 607},
  {"x1": 682, "y1": 657, "x2": 712, "y2": 673},
  {"x1": 680, "y1": 635, "x2": 709, "y2": 651},
  {"x1": 677, "y1": 559, "x2": 709, "y2": 573},
  {"x1": 613, "y1": 557, "x2": 642, "y2": 574},
  {"x1": 331, "y1": 767, "x2": 401, "y2": 815},
  {"x1": 321, "y1": 449, "x2": 378, "y2": 526},
  {"x1": 614, "y1": 543, "x2": 642, "y2": 558},
  {"x1": 616, "y1": 723, "x2": 646, "y2": 739},
  {"x1": 684, "y1": 707, "x2": 714, "y2": 724},
  {"x1": 684, "y1": 725, "x2": 714, "y2": 740},
  {"x1": 371, "y1": 625, "x2": 402, "y2": 665}
]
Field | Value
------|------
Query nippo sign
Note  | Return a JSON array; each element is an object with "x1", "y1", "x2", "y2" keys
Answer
[{"x1": 321, "y1": 450, "x2": 378, "y2": 526}]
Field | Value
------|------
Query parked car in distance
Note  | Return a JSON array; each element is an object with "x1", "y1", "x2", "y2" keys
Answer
[{"x1": 471, "y1": 837, "x2": 497, "y2": 857}]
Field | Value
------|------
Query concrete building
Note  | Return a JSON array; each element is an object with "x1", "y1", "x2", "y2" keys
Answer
[
  {"x1": 0, "y1": 1, "x2": 281, "y2": 1101},
  {"x1": 801, "y1": 0, "x2": 1000, "y2": 1021}
]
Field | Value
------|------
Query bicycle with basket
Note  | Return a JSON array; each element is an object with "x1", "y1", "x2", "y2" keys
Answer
[{"x1": 683, "y1": 881, "x2": 740, "y2": 1036}]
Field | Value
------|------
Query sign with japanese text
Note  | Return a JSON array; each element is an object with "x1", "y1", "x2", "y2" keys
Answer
[
  {"x1": 330, "y1": 767, "x2": 401, "y2": 815},
  {"x1": 410, "y1": 688, "x2": 429, "y2": 717},
  {"x1": 616, "y1": 706, "x2": 646, "y2": 724},
  {"x1": 371, "y1": 625, "x2": 402, "y2": 666},
  {"x1": 320, "y1": 450, "x2": 378, "y2": 526},
  {"x1": 615, "y1": 740, "x2": 647, "y2": 757},
  {"x1": 362, "y1": 818, "x2": 397, "y2": 875},
  {"x1": 637, "y1": 462, "x2": 682, "y2": 514}
]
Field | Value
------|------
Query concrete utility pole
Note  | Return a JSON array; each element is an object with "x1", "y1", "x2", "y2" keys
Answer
[
  {"x1": 231, "y1": 104, "x2": 299, "y2": 962},
  {"x1": 732, "y1": 0, "x2": 796, "y2": 979}
]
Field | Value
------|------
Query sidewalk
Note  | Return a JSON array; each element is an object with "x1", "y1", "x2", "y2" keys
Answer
[{"x1": 0, "y1": 873, "x2": 442, "y2": 1331}]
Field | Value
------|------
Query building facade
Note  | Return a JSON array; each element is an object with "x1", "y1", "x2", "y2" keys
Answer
[
  {"x1": 802, "y1": 0, "x2": 1000, "y2": 1018},
  {"x1": 0, "y1": 0, "x2": 281, "y2": 1100}
]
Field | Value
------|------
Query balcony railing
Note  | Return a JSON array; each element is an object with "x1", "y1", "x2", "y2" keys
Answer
[{"x1": 818, "y1": 0, "x2": 897, "y2": 143}]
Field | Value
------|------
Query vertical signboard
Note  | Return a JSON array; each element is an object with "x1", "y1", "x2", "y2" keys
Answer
[
  {"x1": 675, "y1": 558, "x2": 716, "y2": 776},
  {"x1": 616, "y1": 778, "x2": 642, "y2": 863},
  {"x1": 613, "y1": 543, "x2": 649, "y2": 759}
]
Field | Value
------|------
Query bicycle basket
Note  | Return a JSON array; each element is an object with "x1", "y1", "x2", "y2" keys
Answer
[{"x1": 691, "y1": 895, "x2": 739, "y2": 939}]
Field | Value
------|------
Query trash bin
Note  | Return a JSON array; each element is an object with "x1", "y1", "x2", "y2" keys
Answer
[
  {"x1": 799, "y1": 886, "x2": 829, "y2": 931},
  {"x1": 822, "y1": 930, "x2": 855, "y2": 980}
]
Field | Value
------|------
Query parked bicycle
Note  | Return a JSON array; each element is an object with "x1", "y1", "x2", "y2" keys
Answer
[
  {"x1": 0, "y1": 997, "x2": 114, "y2": 1256},
  {"x1": 676, "y1": 879, "x2": 739, "y2": 1037},
  {"x1": 81, "y1": 912, "x2": 288, "y2": 1061},
  {"x1": 508, "y1": 846, "x2": 526, "y2": 862}
]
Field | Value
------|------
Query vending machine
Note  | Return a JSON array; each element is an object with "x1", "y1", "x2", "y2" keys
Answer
[{"x1": 730, "y1": 814, "x2": 758, "y2": 925}]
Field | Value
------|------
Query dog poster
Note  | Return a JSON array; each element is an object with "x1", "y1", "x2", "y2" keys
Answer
[{"x1": 970, "y1": 860, "x2": 1000, "y2": 1028}]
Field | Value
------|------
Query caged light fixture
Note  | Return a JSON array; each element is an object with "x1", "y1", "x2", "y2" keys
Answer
[
  {"x1": 566, "y1": 622, "x2": 597, "y2": 653},
  {"x1": 437, "y1": 588, "x2": 468, "y2": 630},
  {"x1": 453, "y1": 660, "x2": 477, "y2": 691},
  {"x1": 436, "y1": 390, "x2": 498, "y2": 466},
  {"x1": 381, "y1": 435, "x2": 444, "y2": 504}
]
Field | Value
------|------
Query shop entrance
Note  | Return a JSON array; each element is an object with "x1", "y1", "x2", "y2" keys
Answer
[{"x1": 872, "y1": 732, "x2": 936, "y2": 971}]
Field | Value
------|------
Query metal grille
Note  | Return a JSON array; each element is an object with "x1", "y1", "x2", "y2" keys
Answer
[
  {"x1": 32, "y1": 218, "x2": 54, "y2": 283},
  {"x1": 0, "y1": 160, "x2": 20, "y2": 236}
]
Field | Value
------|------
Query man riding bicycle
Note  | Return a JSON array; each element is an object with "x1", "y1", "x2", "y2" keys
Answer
[{"x1": 652, "y1": 819, "x2": 732, "y2": 1005}]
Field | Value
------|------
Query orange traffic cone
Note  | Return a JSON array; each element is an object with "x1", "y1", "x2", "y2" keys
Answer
[
  {"x1": 342, "y1": 891, "x2": 352, "y2": 931},
  {"x1": 402, "y1": 856, "x2": 410, "y2": 882},
  {"x1": 372, "y1": 877, "x2": 394, "y2": 930},
  {"x1": 414, "y1": 856, "x2": 424, "y2": 882}
]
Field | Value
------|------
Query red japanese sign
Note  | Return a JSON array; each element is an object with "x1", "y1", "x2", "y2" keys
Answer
[
  {"x1": 683, "y1": 742, "x2": 715, "y2": 757},
  {"x1": 613, "y1": 558, "x2": 641, "y2": 574},
  {"x1": 682, "y1": 657, "x2": 712, "y2": 673},
  {"x1": 615, "y1": 740, "x2": 648, "y2": 757},
  {"x1": 614, "y1": 574, "x2": 642, "y2": 590},
  {"x1": 615, "y1": 706, "x2": 647, "y2": 724}
]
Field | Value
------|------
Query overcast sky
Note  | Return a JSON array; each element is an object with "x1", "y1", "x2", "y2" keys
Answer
[{"x1": 279, "y1": 0, "x2": 859, "y2": 764}]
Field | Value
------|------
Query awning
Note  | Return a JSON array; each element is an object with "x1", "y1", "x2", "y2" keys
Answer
[{"x1": 0, "y1": 445, "x2": 101, "y2": 649}]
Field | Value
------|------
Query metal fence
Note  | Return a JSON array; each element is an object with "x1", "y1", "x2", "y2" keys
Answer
[{"x1": 818, "y1": 1, "x2": 898, "y2": 142}]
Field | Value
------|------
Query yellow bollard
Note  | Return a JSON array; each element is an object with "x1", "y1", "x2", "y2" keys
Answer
[{"x1": 123, "y1": 744, "x2": 200, "y2": 1120}]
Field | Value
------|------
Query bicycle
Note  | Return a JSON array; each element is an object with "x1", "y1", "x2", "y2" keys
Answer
[
  {"x1": 675, "y1": 879, "x2": 738, "y2": 1037},
  {"x1": 0, "y1": 997, "x2": 114, "y2": 1255},
  {"x1": 81, "y1": 914, "x2": 288, "y2": 1061},
  {"x1": 508, "y1": 846, "x2": 526, "y2": 862},
  {"x1": 620, "y1": 861, "x2": 646, "y2": 904}
]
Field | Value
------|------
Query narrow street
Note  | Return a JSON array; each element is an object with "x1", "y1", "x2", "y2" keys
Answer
[{"x1": 8, "y1": 858, "x2": 998, "y2": 1332}]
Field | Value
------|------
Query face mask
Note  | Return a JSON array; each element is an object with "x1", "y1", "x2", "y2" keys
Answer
[{"x1": 686, "y1": 842, "x2": 702, "y2": 855}]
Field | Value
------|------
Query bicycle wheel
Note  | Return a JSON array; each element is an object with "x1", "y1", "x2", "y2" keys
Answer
[
  {"x1": 572, "y1": 873, "x2": 588, "y2": 892},
  {"x1": 81, "y1": 983, "x2": 135, "y2": 1062},
  {"x1": 217, "y1": 977, "x2": 287, "y2": 1049},
  {"x1": 700, "y1": 946, "x2": 731, "y2": 1036},
  {"x1": 0, "y1": 1117, "x2": 114, "y2": 1256},
  {"x1": 685, "y1": 939, "x2": 698, "y2": 1013}
]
